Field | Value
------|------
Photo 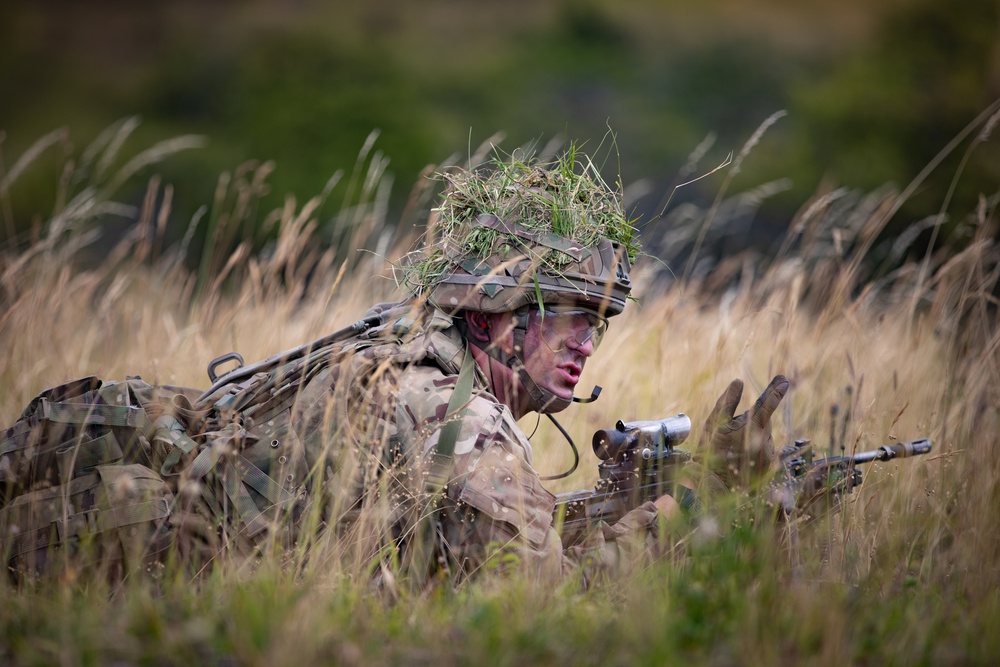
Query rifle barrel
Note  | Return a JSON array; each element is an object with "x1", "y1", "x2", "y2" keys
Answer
[{"x1": 820, "y1": 438, "x2": 933, "y2": 466}]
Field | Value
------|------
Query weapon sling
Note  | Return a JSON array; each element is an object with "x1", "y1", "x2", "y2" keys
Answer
[{"x1": 404, "y1": 346, "x2": 476, "y2": 582}]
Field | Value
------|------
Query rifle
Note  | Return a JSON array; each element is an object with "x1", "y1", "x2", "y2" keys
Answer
[
  {"x1": 553, "y1": 414, "x2": 692, "y2": 546},
  {"x1": 553, "y1": 414, "x2": 933, "y2": 544},
  {"x1": 777, "y1": 437, "x2": 933, "y2": 512}
]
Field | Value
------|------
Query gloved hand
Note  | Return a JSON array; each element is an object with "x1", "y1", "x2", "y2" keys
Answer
[
  {"x1": 702, "y1": 375, "x2": 789, "y2": 490},
  {"x1": 793, "y1": 458, "x2": 857, "y2": 515}
]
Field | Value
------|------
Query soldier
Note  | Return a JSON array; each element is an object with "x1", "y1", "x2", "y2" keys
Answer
[
  {"x1": 0, "y1": 150, "x2": 787, "y2": 586},
  {"x1": 285, "y1": 151, "x2": 789, "y2": 585}
]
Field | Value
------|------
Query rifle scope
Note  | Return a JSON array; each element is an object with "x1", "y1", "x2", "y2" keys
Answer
[{"x1": 593, "y1": 414, "x2": 691, "y2": 461}]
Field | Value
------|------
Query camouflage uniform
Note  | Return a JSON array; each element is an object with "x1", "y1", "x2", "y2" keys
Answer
[
  {"x1": 290, "y1": 301, "x2": 660, "y2": 584},
  {"x1": 2, "y1": 154, "x2": 788, "y2": 584},
  {"x1": 0, "y1": 154, "x2": 666, "y2": 584}
]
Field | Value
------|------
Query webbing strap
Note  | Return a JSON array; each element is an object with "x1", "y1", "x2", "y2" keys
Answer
[
  {"x1": 40, "y1": 399, "x2": 148, "y2": 429},
  {"x1": 473, "y1": 214, "x2": 588, "y2": 260},
  {"x1": 6, "y1": 498, "x2": 171, "y2": 558},
  {"x1": 5, "y1": 526, "x2": 53, "y2": 559},
  {"x1": 154, "y1": 415, "x2": 200, "y2": 476},
  {"x1": 234, "y1": 455, "x2": 296, "y2": 507},
  {"x1": 1, "y1": 401, "x2": 146, "y2": 457},
  {"x1": 406, "y1": 346, "x2": 476, "y2": 583},
  {"x1": 181, "y1": 430, "x2": 293, "y2": 543},
  {"x1": 56, "y1": 499, "x2": 172, "y2": 541},
  {"x1": 0, "y1": 420, "x2": 35, "y2": 456},
  {"x1": 185, "y1": 436, "x2": 230, "y2": 481},
  {"x1": 213, "y1": 373, "x2": 269, "y2": 415},
  {"x1": 56, "y1": 431, "x2": 123, "y2": 481},
  {"x1": 221, "y1": 463, "x2": 270, "y2": 539},
  {"x1": 424, "y1": 346, "x2": 476, "y2": 494}
]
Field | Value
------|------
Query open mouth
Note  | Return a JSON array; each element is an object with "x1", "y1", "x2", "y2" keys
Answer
[{"x1": 559, "y1": 364, "x2": 582, "y2": 386}]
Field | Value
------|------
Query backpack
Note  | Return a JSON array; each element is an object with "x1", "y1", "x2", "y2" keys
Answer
[
  {"x1": 0, "y1": 376, "x2": 198, "y2": 579},
  {"x1": 0, "y1": 301, "x2": 461, "y2": 582},
  {"x1": 0, "y1": 364, "x2": 324, "y2": 582}
]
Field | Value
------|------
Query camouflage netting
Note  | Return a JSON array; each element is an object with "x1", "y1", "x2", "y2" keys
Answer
[{"x1": 401, "y1": 148, "x2": 641, "y2": 296}]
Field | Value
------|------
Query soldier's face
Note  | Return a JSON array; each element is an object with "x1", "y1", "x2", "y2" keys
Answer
[
  {"x1": 477, "y1": 307, "x2": 603, "y2": 416},
  {"x1": 520, "y1": 307, "x2": 599, "y2": 406}
]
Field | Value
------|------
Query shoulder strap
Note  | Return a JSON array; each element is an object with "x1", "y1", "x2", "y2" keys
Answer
[
  {"x1": 406, "y1": 345, "x2": 475, "y2": 586},
  {"x1": 423, "y1": 345, "x2": 476, "y2": 494}
]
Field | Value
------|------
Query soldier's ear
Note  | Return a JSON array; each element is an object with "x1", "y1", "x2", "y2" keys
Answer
[{"x1": 464, "y1": 311, "x2": 492, "y2": 342}]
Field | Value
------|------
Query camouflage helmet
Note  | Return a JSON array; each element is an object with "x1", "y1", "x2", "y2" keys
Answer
[{"x1": 403, "y1": 149, "x2": 638, "y2": 317}]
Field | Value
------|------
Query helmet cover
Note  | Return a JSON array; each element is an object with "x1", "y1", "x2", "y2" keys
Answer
[{"x1": 401, "y1": 149, "x2": 639, "y2": 317}]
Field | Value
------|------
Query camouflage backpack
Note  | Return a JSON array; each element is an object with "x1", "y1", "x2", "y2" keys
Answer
[
  {"x1": 0, "y1": 303, "x2": 432, "y2": 581},
  {"x1": 0, "y1": 376, "x2": 201, "y2": 579}
]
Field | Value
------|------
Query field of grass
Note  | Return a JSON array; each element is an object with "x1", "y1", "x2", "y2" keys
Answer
[{"x1": 0, "y1": 121, "x2": 998, "y2": 665}]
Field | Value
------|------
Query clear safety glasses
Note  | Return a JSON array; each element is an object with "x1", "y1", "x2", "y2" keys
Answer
[{"x1": 535, "y1": 305, "x2": 609, "y2": 352}]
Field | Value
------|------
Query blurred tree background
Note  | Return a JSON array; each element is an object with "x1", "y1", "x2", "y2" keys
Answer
[{"x1": 1, "y1": 0, "x2": 998, "y2": 268}]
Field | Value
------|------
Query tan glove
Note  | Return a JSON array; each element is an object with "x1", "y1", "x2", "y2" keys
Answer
[
  {"x1": 702, "y1": 375, "x2": 789, "y2": 491},
  {"x1": 793, "y1": 459, "x2": 854, "y2": 515}
]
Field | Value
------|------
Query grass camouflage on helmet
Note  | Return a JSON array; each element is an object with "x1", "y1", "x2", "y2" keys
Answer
[{"x1": 401, "y1": 147, "x2": 640, "y2": 316}]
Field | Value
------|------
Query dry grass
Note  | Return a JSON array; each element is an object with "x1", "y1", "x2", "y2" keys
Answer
[{"x1": 0, "y1": 124, "x2": 998, "y2": 665}]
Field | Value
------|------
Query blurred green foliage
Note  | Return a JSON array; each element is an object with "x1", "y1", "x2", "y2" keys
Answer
[{"x1": 1, "y1": 0, "x2": 997, "y2": 261}]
